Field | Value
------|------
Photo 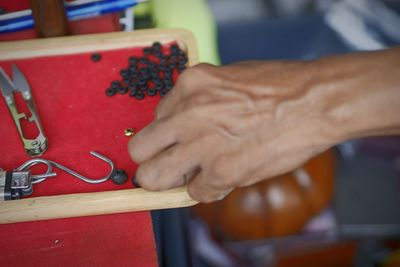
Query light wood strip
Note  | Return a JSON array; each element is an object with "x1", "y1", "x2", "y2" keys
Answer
[{"x1": 0, "y1": 187, "x2": 197, "y2": 224}]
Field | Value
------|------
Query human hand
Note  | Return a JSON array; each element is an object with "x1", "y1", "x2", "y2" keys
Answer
[{"x1": 128, "y1": 62, "x2": 339, "y2": 202}]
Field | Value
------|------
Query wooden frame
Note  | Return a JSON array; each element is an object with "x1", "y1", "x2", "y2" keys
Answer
[{"x1": 0, "y1": 29, "x2": 199, "y2": 224}]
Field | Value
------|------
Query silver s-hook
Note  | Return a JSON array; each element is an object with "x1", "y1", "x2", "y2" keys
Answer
[{"x1": 16, "y1": 151, "x2": 115, "y2": 184}]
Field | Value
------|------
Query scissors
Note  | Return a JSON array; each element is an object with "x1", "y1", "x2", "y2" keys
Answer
[{"x1": 0, "y1": 64, "x2": 48, "y2": 157}]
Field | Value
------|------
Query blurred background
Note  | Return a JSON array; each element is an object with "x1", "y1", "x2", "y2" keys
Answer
[{"x1": 1, "y1": 0, "x2": 400, "y2": 266}]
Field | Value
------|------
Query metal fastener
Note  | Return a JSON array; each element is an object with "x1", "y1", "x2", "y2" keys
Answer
[{"x1": 124, "y1": 128, "x2": 135, "y2": 137}]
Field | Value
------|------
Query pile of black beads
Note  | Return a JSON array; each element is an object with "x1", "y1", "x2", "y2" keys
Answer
[{"x1": 105, "y1": 42, "x2": 188, "y2": 100}]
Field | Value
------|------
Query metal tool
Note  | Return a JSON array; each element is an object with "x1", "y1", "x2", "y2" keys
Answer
[
  {"x1": 0, "y1": 64, "x2": 48, "y2": 157},
  {"x1": 0, "y1": 151, "x2": 115, "y2": 201}
]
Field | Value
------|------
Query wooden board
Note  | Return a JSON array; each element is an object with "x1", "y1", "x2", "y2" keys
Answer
[{"x1": 0, "y1": 28, "x2": 198, "y2": 224}]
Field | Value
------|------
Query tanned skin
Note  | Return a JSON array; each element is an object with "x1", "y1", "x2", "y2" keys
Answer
[{"x1": 128, "y1": 47, "x2": 400, "y2": 203}]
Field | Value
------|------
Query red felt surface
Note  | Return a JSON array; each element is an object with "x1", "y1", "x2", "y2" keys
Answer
[{"x1": 0, "y1": 44, "x2": 180, "y2": 266}]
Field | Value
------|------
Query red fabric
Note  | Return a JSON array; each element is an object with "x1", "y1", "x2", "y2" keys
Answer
[
  {"x1": 0, "y1": 45, "x2": 176, "y2": 266},
  {"x1": 0, "y1": 0, "x2": 30, "y2": 12}
]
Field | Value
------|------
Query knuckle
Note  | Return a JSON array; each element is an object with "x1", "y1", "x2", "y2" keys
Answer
[
  {"x1": 178, "y1": 63, "x2": 214, "y2": 86},
  {"x1": 208, "y1": 157, "x2": 239, "y2": 189}
]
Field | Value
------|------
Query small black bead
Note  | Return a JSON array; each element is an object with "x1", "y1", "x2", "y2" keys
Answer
[
  {"x1": 111, "y1": 80, "x2": 120, "y2": 89},
  {"x1": 148, "y1": 62, "x2": 156, "y2": 69},
  {"x1": 129, "y1": 88, "x2": 137, "y2": 97},
  {"x1": 170, "y1": 44, "x2": 179, "y2": 51},
  {"x1": 150, "y1": 71, "x2": 159, "y2": 79},
  {"x1": 139, "y1": 67, "x2": 148, "y2": 74},
  {"x1": 154, "y1": 82, "x2": 163, "y2": 91},
  {"x1": 177, "y1": 50, "x2": 185, "y2": 57},
  {"x1": 106, "y1": 87, "x2": 116, "y2": 96},
  {"x1": 143, "y1": 47, "x2": 152, "y2": 56},
  {"x1": 131, "y1": 175, "x2": 141, "y2": 187},
  {"x1": 160, "y1": 89, "x2": 168, "y2": 97},
  {"x1": 139, "y1": 57, "x2": 149, "y2": 65},
  {"x1": 111, "y1": 169, "x2": 128, "y2": 185},
  {"x1": 178, "y1": 65, "x2": 186, "y2": 72},
  {"x1": 117, "y1": 86, "x2": 128, "y2": 94},
  {"x1": 164, "y1": 68, "x2": 172, "y2": 76},
  {"x1": 165, "y1": 83, "x2": 173, "y2": 90},
  {"x1": 91, "y1": 53, "x2": 102, "y2": 62},
  {"x1": 152, "y1": 42, "x2": 162, "y2": 51},
  {"x1": 138, "y1": 78, "x2": 148, "y2": 86},
  {"x1": 147, "y1": 88, "x2": 156, "y2": 96},
  {"x1": 120, "y1": 69, "x2": 129, "y2": 77},
  {"x1": 128, "y1": 81, "x2": 138, "y2": 90},
  {"x1": 129, "y1": 56, "x2": 138, "y2": 65},
  {"x1": 135, "y1": 90, "x2": 145, "y2": 100},
  {"x1": 178, "y1": 56, "x2": 188, "y2": 65},
  {"x1": 123, "y1": 78, "x2": 131, "y2": 85},
  {"x1": 139, "y1": 83, "x2": 148, "y2": 91},
  {"x1": 157, "y1": 54, "x2": 166, "y2": 60}
]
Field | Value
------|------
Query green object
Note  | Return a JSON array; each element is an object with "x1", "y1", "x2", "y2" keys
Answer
[{"x1": 150, "y1": 0, "x2": 220, "y2": 65}]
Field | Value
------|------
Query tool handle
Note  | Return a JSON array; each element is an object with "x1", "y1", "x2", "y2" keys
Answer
[
  {"x1": 0, "y1": 186, "x2": 197, "y2": 224},
  {"x1": 29, "y1": 0, "x2": 69, "y2": 37}
]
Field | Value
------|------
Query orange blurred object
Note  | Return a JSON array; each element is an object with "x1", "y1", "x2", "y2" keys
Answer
[{"x1": 192, "y1": 150, "x2": 335, "y2": 240}]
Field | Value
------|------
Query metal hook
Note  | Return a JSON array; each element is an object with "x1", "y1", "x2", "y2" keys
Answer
[
  {"x1": 16, "y1": 158, "x2": 57, "y2": 184},
  {"x1": 16, "y1": 151, "x2": 115, "y2": 184}
]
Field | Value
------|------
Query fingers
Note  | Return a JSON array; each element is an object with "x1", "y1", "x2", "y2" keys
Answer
[
  {"x1": 155, "y1": 87, "x2": 181, "y2": 119},
  {"x1": 187, "y1": 172, "x2": 234, "y2": 203},
  {"x1": 128, "y1": 117, "x2": 180, "y2": 164},
  {"x1": 135, "y1": 141, "x2": 200, "y2": 191}
]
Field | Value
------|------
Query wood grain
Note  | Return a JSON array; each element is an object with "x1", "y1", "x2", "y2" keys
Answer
[
  {"x1": 0, "y1": 187, "x2": 197, "y2": 224},
  {"x1": 0, "y1": 28, "x2": 199, "y2": 66}
]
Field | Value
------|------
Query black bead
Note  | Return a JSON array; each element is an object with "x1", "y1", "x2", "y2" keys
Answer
[
  {"x1": 165, "y1": 83, "x2": 173, "y2": 90},
  {"x1": 148, "y1": 62, "x2": 156, "y2": 69},
  {"x1": 91, "y1": 53, "x2": 102, "y2": 62},
  {"x1": 131, "y1": 175, "x2": 141, "y2": 187},
  {"x1": 143, "y1": 47, "x2": 152, "y2": 56},
  {"x1": 123, "y1": 78, "x2": 131, "y2": 85},
  {"x1": 178, "y1": 56, "x2": 188, "y2": 64},
  {"x1": 178, "y1": 65, "x2": 186, "y2": 72},
  {"x1": 138, "y1": 77, "x2": 148, "y2": 86},
  {"x1": 177, "y1": 50, "x2": 185, "y2": 57},
  {"x1": 147, "y1": 88, "x2": 156, "y2": 96},
  {"x1": 139, "y1": 67, "x2": 148, "y2": 74},
  {"x1": 120, "y1": 69, "x2": 129, "y2": 77},
  {"x1": 152, "y1": 41, "x2": 162, "y2": 51},
  {"x1": 150, "y1": 71, "x2": 159, "y2": 79},
  {"x1": 157, "y1": 54, "x2": 166, "y2": 60},
  {"x1": 129, "y1": 88, "x2": 137, "y2": 97},
  {"x1": 135, "y1": 90, "x2": 145, "y2": 100},
  {"x1": 111, "y1": 80, "x2": 120, "y2": 89},
  {"x1": 164, "y1": 68, "x2": 172, "y2": 76},
  {"x1": 129, "y1": 56, "x2": 138, "y2": 65},
  {"x1": 139, "y1": 83, "x2": 148, "y2": 91},
  {"x1": 128, "y1": 81, "x2": 138, "y2": 90},
  {"x1": 160, "y1": 89, "x2": 168, "y2": 97},
  {"x1": 140, "y1": 57, "x2": 149, "y2": 65},
  {"x1": 106, "y1": 87, "x2": 116, "y2": 96},
  {"x1": 117, "y1": 86, "x2": 128, "y2": 94},
  {"x1": 111, "y1": 169, "x2": 128, "y2": 185},
  {"x1": 154, "y1": 82, "x2": 163, "y2": 91}
]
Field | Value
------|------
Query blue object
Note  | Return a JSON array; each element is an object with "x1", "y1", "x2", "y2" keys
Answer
[{"x1": 0, "y1": 0, "x2": 140, "y2": 33}]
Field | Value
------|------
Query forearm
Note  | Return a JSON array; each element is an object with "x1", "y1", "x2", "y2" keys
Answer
[{"x1": 310, "y1": 47, "x2": 400, "y2": 144}]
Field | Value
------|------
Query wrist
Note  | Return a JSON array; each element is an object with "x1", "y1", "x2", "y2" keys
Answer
[{"x1": 308, "y1": 48, "x2": 400, "y2": 144}]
